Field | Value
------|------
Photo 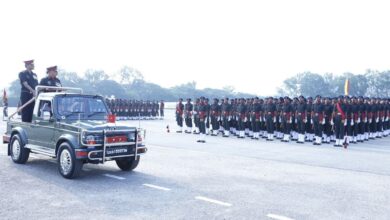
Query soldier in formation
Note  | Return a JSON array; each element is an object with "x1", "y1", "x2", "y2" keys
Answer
[{"x1": 175, "y1": 96, "x2": 390, "y2": 147}]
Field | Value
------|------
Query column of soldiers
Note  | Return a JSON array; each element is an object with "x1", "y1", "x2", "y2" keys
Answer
[
  {"x1": 175, "y1": 96, "x2": 390, "y2": 146},
  {"x1": 106, "y1": 99, "x2": 165, "y2": 120}
]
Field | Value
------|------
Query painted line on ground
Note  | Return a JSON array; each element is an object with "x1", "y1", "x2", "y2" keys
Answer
[
  {"x1": 103, "y1": 174, "x2": 126, "y2": 180},
  {"x1": 143, "y1": 184, "x2": 171, "y2": 191},
  {"x1": 195, "y1": 196, "x2": 232, "y2": 207},
  {"x1": 267, "y1": 213, "x2": 295, "y2": 220}
]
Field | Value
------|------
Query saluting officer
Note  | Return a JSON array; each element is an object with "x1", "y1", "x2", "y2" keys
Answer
[{"x1": 19, "y1": 60, "x2": 39, "y2": 122}]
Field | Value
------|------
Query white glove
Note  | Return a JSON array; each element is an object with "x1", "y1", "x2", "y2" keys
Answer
[
  {"x1": 310, "y1": 119, "x2": 313, "y2": 124},
  {"x1": 351, "y1": 120, "x2": 354, "y2": 126},
  {"x1": 382, "y1": 117, "x2": 385, "y2": 121},
  {"x1": 273, "y1": 117, "x2": 276, "y2": 123},
  {"x1": 386, "y1": 117, "x2": 389, "y2": 122},
  {"x1": 344, "y1": 120, "x2": 347, "y2": 126},
  {"x1": 369, "y1": 119, "x2": 372, "y2": 123},
  {"x1": 295, "y1": 119, "x2": 298, "y2": 123},
  {"x1": 376, "y1": 118, "x2": 379, "y2": 123},
  {"x1": 330, "y1": 120, "x2": 334, "y2": 126},
  {"x1": 357, "y1": 118, "x2": 361, "y2": 123},
  {"x1": 322, "y1": 118, "x2": 326, "y2": 125},
  {"x1": 289, "y1": 119, "x2": 292, "y2": 123}
]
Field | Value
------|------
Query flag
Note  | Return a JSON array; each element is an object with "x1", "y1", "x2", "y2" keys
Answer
[
  {"x1": 2, "y1": 89, "x2": 6, "y2": 100},
  {"x1": 344, "y1": 79, "x2": 350, "y2": 96}
]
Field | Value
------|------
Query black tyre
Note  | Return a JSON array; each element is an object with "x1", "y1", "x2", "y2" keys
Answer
[
  {"x1": 10, "y1": 134, "x2": 30, "y2": 164},
  {"x1": 57, "y1": 142, "x2": 83, "y2": 179},
  {"x1": 116, "y1": 156, "x2": 140, "y2": 171}
]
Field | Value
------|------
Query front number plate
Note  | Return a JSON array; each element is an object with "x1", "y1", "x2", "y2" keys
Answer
[{"x1": 106, "y1": 147, "x2": 129, "y2": 156}]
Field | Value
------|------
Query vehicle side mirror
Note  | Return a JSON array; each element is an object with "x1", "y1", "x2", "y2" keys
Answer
[{"x1": 42, "y1": 111, "x2": 51, "y2": 121}]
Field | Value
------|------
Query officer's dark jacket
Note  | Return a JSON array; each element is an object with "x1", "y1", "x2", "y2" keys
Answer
[{"x1": 19, "y1": 70, "x2": 38, "y2": 93}]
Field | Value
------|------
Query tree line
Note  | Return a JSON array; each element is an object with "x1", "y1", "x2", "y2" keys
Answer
[{"x1": 277, "y1": 70, "x2": 390, "y2": 98}]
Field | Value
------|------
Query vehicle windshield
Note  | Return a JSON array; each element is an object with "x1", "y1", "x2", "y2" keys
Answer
[{"x1": 57, "y1": 95, "x2": 108, "y2": 120}]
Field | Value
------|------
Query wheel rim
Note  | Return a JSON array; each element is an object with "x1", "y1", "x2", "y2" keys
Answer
[
  {"x1": 60, "y1": 149, "x2": 72, "y2": 175},
  {"x1": 11, "y1": 139, "x2": 21, "y2": 160}
]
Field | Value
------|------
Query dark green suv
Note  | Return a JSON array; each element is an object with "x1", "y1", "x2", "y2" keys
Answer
[{"x1": 3, "y1": 87, "x2": 147, "y2": 179}]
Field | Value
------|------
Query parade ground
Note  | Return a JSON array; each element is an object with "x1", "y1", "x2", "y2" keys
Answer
[{"x1": 1, "y1": 109, "x2": 390, "y2": 220}]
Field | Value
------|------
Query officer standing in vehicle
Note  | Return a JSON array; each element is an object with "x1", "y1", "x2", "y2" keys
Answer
[
  {"x1": 19, "y1": 60, "x2": 38, "y2": 122},
  {"x1": 40, "y1": 66, "x2": 62, "y2": 88}
]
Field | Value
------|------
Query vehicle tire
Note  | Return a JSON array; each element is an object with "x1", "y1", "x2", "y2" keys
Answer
[
  {"x1": 115, "y1": 156, "x2": 140, "y2": 171},
  {"x1": 57, "y1": 142, "x2": 83, "y2": 179},
  {"x1": 10, "y1": 134, "x2": 30, "y2": 164}
]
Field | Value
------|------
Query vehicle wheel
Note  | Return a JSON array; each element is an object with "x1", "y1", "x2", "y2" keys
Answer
[
  {"x1": 57, "y1": 142, "x2": 83, "y2": 179},
  {"x1": 10, "y1": 134, "x2": 30, "y2": 164},
  {"x1": 115, "y1": 156, "x2": 140, "y2": 171}
]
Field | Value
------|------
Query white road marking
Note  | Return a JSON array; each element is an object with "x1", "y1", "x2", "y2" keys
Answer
[
  {"x1": 267, "y1": 213, "x2": 295, "y2": 220},
  {"x1": 143, "y1": 184, "x2": 171, "y2": 191},
  {"x1": 195, "y1": 196, "x2": 232, "y2": 207},
  {"x1": 103, "y1": 174, "x2": 126, "y2": 180}
]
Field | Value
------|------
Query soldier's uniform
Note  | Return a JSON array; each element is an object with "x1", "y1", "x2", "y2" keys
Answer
[
  {"x1": 250, "y1": 98, "x2": 261, "y2": 140},
  {"x1": 333, "y1": 96, "x2": 347, "y2": 147},
  {"x1": 221, "y1": 98, "x2": 232, "y2": 137},
  {"x1": 197, "y1": 97, "x2": 207, "y2": 143},
  {"x1": 265, "y1": 97, "x2": 277, "y2": 141},
  {"x1": 312, "y1": 96, "x2": 325, "y2": 145},
  {"x1": 296, "y1": 96, "x2": 307, "y2": 143},
  {"x1": 160, "y1": 101, "x2": 165, "y2": 119},
  {"x1": 236, "y1": 98, "x2": 247, "y2": 138},
  {"x1": 275, "y1": 98, "x2": 283, "y2": 139},
  {"x1": 210, "y1": 99, "x2": 221, "y2": 136},
  {"x1": 323, "y1": 97, "x2": 333, "y2": 144},
  {"x1": 281, "y1": 97, "x2": 293, "y2": 142},
  {"x1": 19, "y1": 60, "x2": 38, "y2": 122},
  {"x1": 193, "y1": 99, "x2": 200, "y2": 134},
  {"x1": 184, "y1": 99, "x2": 193, "y2": 133},
  {"x1": 305, "y1": 97, "x2": 314, "y2": 142},
  {"x1": 175, "y1": 99, "x2": 184, "y2": 133}
]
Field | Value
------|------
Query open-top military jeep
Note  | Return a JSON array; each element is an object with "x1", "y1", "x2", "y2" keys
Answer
[{"x1": 2, "y1": 86, "x2": 147, "y2": 179}]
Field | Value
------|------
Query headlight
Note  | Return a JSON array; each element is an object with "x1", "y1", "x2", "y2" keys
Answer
[{"x1": 82, "y1": 132, "x2": 103, "y2": 145}]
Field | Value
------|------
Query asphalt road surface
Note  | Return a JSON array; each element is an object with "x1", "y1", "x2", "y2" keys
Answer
[{"x1": 1, "y1": 109, "x2": 390, "y2": 220}]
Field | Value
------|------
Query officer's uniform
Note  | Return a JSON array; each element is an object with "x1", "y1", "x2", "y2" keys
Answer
[
  {"x1": 296, "y1": 97, "x2": 307, "y2": 143},
  {"x1": 265, "y1": 98, "x2": 276, "y2": 141},
  {"x1": 221, "y1": 98, "x2": 231, "y2": 137},
  {"x1": 197, "y1": 98, "x2": 207, "y2": 143},
  {"x1": 210, "y1": 99, "x2": 221, "y2": 136},
  {"x1": 19, "y1": 60, "x2": 38, "y2": 122}
]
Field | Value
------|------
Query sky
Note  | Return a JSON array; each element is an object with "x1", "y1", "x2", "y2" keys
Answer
[{"x1": 1, "y1": 0, "x2": 389, "y2": 96}]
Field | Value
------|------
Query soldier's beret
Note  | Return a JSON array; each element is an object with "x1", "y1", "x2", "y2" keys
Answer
[
  {"x1": 24, "y1": 60, "x2": 34, "y2": 65},
  {"x1": 46, "y1": 65, "x2": 58, "y2": 73}
]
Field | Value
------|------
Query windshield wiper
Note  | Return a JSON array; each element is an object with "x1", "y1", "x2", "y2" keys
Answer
[
  {"x1": 64, "y1": 111, "x2": 85, "y2": 117},
  {"x1": 87, "y1": 111, "x2": 106, "y2": 117}
]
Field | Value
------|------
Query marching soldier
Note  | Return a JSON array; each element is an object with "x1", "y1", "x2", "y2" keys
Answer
[
  {"x1": 306, "y1": 97, "x2": 314, "y2": 142},
  {"x1": 333, "y1": 96, "x2": 347, "y2": 147},
  {"x1": 275, "y1": 97, "x2": 283, "y2": 139},
  {"x1": 184, "y1": 98, "x2": 193, "y2": 133},
  {"x1": 281, "y1": 97, "x2": 293, "y2": 142},
  {"x1": 160, "y1": 100, "x2": 165, "y2": 119},
  {"x1": 19, "y1": 60, "x2": 38, "y2": 122},
  {"x1": 221, "y1": 98, "x2": 232, "y2": 137},
  {"x1": 296, "y1": 96, "x2": 307, "y2": 144},
  {"x1": 265, "y1": 97, "x2": 277, "y2": 141},
  {"x1": 323, "y1": 97, "x2": 333, "y2": 144},
  {"x1": 197, "y1": 97, "x2": 207, "y2": 143},
  {"x1": 210, "y1": 98, "x2": 221, "y2": 136},
  {"x1": 175, "y1": 98, "x2": 184, "y2": 133},
  {"x1": 250, "y1": 97, "x2": 261, "y2": 140},
  {"x1": 237, "y1": 98, "x2": 247, "y2": 138},
  {"x1": 193, "y1": 98, "x2": 200, "y2": 134},
  {"x1": 351, "y1": 97, "x2": 360, "y2": 143},
  {"x1": 312, "y1": 95, "x2": 325, "y2": 145},
  {"x1": 205, "y1": 98, "x2": 211, "y2": 135}
]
